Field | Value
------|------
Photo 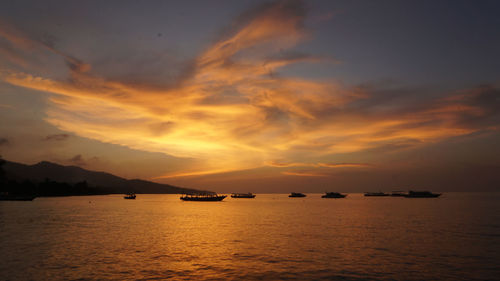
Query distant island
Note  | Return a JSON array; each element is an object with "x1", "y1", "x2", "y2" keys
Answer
[{"x1": 0, "y1": 159, "x2": 205, "y2": 197}]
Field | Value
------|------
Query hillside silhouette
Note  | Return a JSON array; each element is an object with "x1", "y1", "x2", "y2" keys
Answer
[{"x1": 1, "y1": 159, "x2": 203, "y2": 196}]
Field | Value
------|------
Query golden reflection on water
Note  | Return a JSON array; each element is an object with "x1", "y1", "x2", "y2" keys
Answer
[{"x1": 0, "y1": 193, "x2": 499, "y2": 280}]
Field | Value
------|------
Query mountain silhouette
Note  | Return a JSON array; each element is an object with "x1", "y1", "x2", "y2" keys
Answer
[{"x1": 2, "y1": 160, "x2": 204, "y2": 194}]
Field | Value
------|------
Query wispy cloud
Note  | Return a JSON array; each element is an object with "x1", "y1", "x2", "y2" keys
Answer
[
  {"x1": 68, "y1": 154, "x2": 86, "y2": 166},
  {"x1": 266, "y1": 160, "x2": 313, "y2": 167},
  {"x1": 281, "y1": 170, "x2": 328, "y2": 177},
  {"x1": 317, "y1": 163, "x2": 372, "y2": 168},
  {"x1": 0, "y1": 19, "x2": 90, "y2": 73},
  {"x1": 44, "y1": 134, "x2": 70, "y2": 141},
  {"x1": 154, "y1": 168, "x2": 241, "y2": 179},
  {"x1": 1, "y1": 0, "x2": 499, "y2": 178},
  {"x1": 266, "y1": 161, "x2": 371, "y2": 168}
]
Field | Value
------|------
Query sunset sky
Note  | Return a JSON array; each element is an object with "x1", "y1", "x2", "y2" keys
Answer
[{"x1": 1, "y1": 0, "x2": 499, "y2": 192}]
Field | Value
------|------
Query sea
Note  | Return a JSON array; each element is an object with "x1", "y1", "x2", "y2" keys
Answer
[{"x1": 1, "y1": 193, "x2": 499, "y2": 280}]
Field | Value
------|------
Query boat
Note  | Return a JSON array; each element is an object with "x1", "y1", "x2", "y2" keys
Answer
[
  {"x1": 390, "y1": 191, "x2": 406, "y2": 197},
  {"x1": 180, "y1": 193, "x2": 227, "y2": 201},
  {"x1": 289, "y1": 192, "x2": 306, "y2": 197},
  {"x1": 322, "y1": 192, "x2": 347, "y2": 198},
  {"x1": 231, "y1": 193, "x2": 256, "y2": 198},
  {"x1": 404, "y1": 190, "x2": 441, "y2": 198},
  {"x1": 0, "y1": 192, "x2": 36, "y2": 201},
  {"x1": 364, "y1": 192, "x2": 389, "y2": 196},
  {"x1": 124, "y1": 193, "x2": 136, "y2": 199}
]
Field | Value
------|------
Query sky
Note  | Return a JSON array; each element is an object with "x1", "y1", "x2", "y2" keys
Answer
[{"x1": 1, "y1": 0, "x2": 499, "y2": 192}]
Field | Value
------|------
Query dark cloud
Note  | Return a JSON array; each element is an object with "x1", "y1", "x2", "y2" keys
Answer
[
  {"x1": 0, "y1": 137, "x2": 9, "y2": 146},
  {"x1": 0, "y1": 19, "x2": 90, "y2": 74},
  {"x1": 67, "y1": 155, "x2": 100, "y2": 167},
  {"x1": 149, "y1": 121, "x2": 175, "y2": 137},
  {"x1": 90, "y1": 43, "x2": 197, "y2": 90},
  {"x1": 68, "y1": 154, "x2": 86, "y2": 166},
  {"x1": 197, "y1": 85, "x2": 250, "y2": 105},
  {"x1": 453, "y1": 85, "x2": 500, "y2": 127},
  {"x1": 44, "y1": 134, "x2": 70, "y2": 141}
]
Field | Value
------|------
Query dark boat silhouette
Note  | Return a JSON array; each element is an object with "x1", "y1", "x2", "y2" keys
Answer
[
  {"x1": 180, "y1": 193, "x2": 226, "y2": 201},
  {"x1": 364, "y1": 192, "x2": 389, "y2": 197},
  {"x1": 404, "y1": 190, "x2": 441, "y2": 198},
  {"x1": 390, "y1": 191, "x2": 406, "y2": 197},
  {"x1": 0, "y1": 192, "x2": 36, "y2": 201},
  {"x1": 231, "y1": 193, "x2": 256, "y2": 198},
  {"x1": 322, "y1": 192, "x2": 347, "y2": 198},
  {"x1": 124, "y1": 193, "x2": 136, "y2": 199},
  {"x1": 289, "y1": 192, "x2": 306, "y2": 198}
]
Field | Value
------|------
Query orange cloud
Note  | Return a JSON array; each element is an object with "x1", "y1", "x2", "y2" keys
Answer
[
  {"x1": 1, "y1": 1, "x2": 499, "y2": 179},
  {"x1": 317, "y1": 163, "x2": 372, "y2": 168},
  {"x1": 266, "y1": 160, "x2": 313, "y2": 167},
  {"x1": 266, "y1": 161, "x2": 372, "y2": 168},
  {"x1": 281, "y1": 171, "x2": 328, "y2": 177},
  {"x1": 153, "y1": 168, "x2": 240, "y2": 179}
]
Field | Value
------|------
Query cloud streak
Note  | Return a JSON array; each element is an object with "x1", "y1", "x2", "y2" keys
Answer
[
  {"x1": 281, "y1": 170, "x2": 328, "y2": 177},
  {"x1": 1, "y1": 0, "x2": 499, "y2": 178},
  {"x1": 44, "y1": 134, "x2": 71, "y2": 141},
  {"x1": 317, "y1": 163, "x2": 372, "y2": 168}
]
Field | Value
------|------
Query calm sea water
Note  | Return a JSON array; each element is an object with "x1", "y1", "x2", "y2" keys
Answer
[{"x1": 1, "y1": 193, "x2": 499, "y2": 280}]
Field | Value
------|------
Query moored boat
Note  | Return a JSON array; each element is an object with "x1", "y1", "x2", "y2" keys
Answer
[
  {"x1": 231, "y1": 193, "x2": 256, "y2": 198},
  {"x1": 322, "y1": 192, "x2": 347, "y2": 198},
  {"x1": 390, "y1": 191, "x2": 406, "y2": 197},
  {"x1": 124, "y1": 193, "x2": 136, "y2": 199},
  {"x1": 364, "y1": 192, "x2": 389, "y2": 196},
  {"x1": 289, "y1": 192, "x2": 306, "y2": 197},
  {"x1": 180, "y1": 193, "x2": 227, "y2": 201},
  {"x1": 404, "y1": 190, "x2": 441, "y2": 198}
]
